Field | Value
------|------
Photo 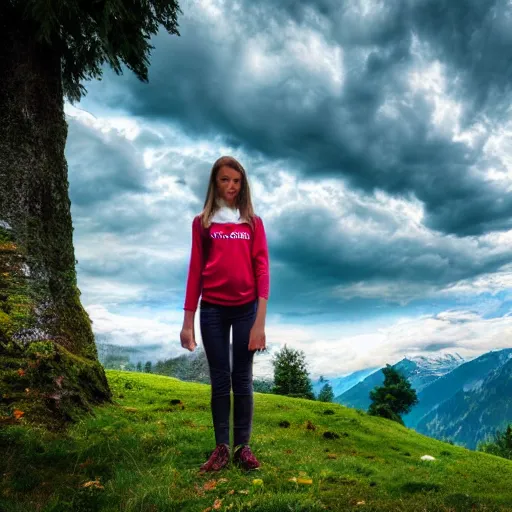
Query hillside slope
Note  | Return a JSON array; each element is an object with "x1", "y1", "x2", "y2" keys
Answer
[
  {"x1": 312, "y1": 367, "x2": 380, "y2": 398},
  {"x1": 335, "y1": 353, "x2": 465, "y2": 410},
  {"x1": 1, "y1": 370, "x2": 512, "y2": 511},
  {"x1": 417, "y1": 356, "x2": 512, "y2": 449},
  {"x1": 403, "y1": 349, "x2": 512, "y2": 429}
]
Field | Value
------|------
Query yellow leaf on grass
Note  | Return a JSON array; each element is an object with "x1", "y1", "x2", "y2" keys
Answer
[
  {"x1": 357, "y1": 501, "x2": 366, "y2": 505},
  {"x1": 194, "y1": 484, "x2": 205, "y2": 497},
  {"x1": 297, "y1": 478, "x2": 313, "y2": 485},
  {"x1": 203, "y1": 480, "x2": 217, "y2": 491},
  {"x1": 288, "y1": 477, "x2": 297, "y2": 483},
  {"x1": 213, "y1": 498, "x2": 223, "y2": 510},
  {"x1": 228, "y1": 489, "x2": 235, "y2": 495},
  {"x1": 82, "y1": 480, "x2": 104, "y2": 489},
  {"x1": 238, "y1": 489, "x2": 249, "y2": 494},
  {"x1": 217, "y1": 478, "x2": 228, "y2": 484},
  {"x1": 252, "y1": 479, "x2": 263, "y2": 486}
]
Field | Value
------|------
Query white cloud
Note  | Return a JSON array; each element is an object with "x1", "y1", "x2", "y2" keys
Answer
[{"x1": 257, "y1": 307, "x2": 512, "y2": 379}]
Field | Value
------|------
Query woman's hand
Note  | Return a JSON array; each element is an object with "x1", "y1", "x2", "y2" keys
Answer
[
  {"x1": 180, "y1": 327, "x2": 197, "y2": 352},
  {"x1": 248, "y1": 322, "x2": 266, "y2": 352}
]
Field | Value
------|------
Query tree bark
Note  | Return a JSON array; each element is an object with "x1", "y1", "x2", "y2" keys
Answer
[{"x1": 0, "y1": 4, "x2": 112, "y2": 429}]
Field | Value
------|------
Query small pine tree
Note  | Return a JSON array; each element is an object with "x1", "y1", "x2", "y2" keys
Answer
[
  {"x1": 478, "y1": 424, "x2": 512, "y2": 460},
  {"x1": 144, "y1": 361, "x2": 152, "y2": 373},
  {"x1": 136, "y1": 361, "x2": 142, "y2": 372},
  {"x1": 368, "y1": 364, "x2": 418, "y2": 425},
  {"x1": 271, "y1": 345, "x2": 315, "y2": 400},
  {"x1": 318, "y1": 382, "x2": 334, "y2": 402}
]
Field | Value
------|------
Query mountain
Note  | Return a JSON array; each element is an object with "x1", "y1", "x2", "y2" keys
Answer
[
  {"x1": 95, "y1": 334, "x2": 166, "y2": 369},
  {"x1": 335, "y1": 352, "x2": 466, "y2": 411},
  {"x1": 402, "y1": 348, "x2": 512, "y2": 429},
  {"x1": 415, "y1": 351, "x2": 512, "y2": 449},
  {"x1": 312, "y1": 367, "x2": 380, "y2": 398},
  {"x1": 401, "y1": 353, "x2": 467, "y2": 392},
  {"x1": 96, "y1": 340, "x2": 147, "y2": 369}
]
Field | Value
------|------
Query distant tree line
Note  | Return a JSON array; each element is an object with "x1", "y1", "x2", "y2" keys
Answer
[
  {"x1": 100, "y1": 340, "x2": 425, "y2": 423},
  {"x1": 478, "y1": 425, "x2": 512, "y2": 461},
  {"x1": 153, "y1": 346, "x2": 210, "y2": 384}
]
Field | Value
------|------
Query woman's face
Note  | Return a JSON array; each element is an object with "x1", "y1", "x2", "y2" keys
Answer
[{"x1": 216, "y1": 165, "x2": 242, "y2": 206}]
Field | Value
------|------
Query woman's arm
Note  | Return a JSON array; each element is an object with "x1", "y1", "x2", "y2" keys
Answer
[
  {"x1": 252, "y1": 216, "x2": 270, "y2": 302},
  {"x1": 254, "y1": 297, "x2": 267, "y2": 327},
  {"x1": 183, "y1": 215, "x2": 204, "y2": 315},
  {"x1": 249, "y1": 216, "x2": 270, "y2": 351}
]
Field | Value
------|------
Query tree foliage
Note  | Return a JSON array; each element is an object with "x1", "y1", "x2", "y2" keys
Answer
[
  {"x1": 271, "y1": 345, "x2": 315, "y2": 400},
  {"x1": 253, "y1": 378, "x2": 274, "y2": 394},
  {"x1": 11, "y1": 0, "x2": 182, "y2": 103},
  {"x1": 153, "y1": 346, "x2": 210, "y2": 384},
  {"x1": 318, "y1": 382, "x2": 334, "y2": 402},
  {"x1": 478, "y1": 424, "x2": 512, "y2": 460},
  {"x1": 368, "y1": 364, "x2": 418, "y2": 425}
]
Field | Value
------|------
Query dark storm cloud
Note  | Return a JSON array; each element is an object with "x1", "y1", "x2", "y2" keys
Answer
[
  {"x1": 65, "y1": 118, "x2": 150, "y2": 207},
  {"x1": 278, "y1": 0, "x2": 512, "y2": 123},
  {"x1": 76, "y1": 245, "x2": 190, "y2": 299},
  {"x1": 266, "y1": 204, "x2": 512, "y2": 306},
  {"x1": 64, "y1": 123, "x2": 213, "y2": 306},
  {"x1": 80, "y1": 0, "x2": 512, "y2": 237},
  {"x1": 132, "y1": 129, "x2": 166, "y2": 148},
  {"x1": 72, "y1": 195, "x2": 161, "y2": 236},
  {"x1": 411, "y1": 0, "x2": 512, "y2": 125},
  {"x1": 422, "y1": 342, "x2": 460, "y2": 352}
]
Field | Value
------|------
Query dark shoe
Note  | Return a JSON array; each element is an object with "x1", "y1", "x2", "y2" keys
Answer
[
  {"x1": 233, "y1": 444, "x2": 260, "y2": 471},
  {"x1": 200, "y1": 443, "x2": 230, "y2": 472}
]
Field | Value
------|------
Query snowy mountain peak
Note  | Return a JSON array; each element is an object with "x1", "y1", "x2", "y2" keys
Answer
[{"x1": 406, "y1": 353, "x2": 465, "y2": 369}]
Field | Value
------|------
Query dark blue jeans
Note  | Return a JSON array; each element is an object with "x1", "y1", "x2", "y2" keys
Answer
[{"x1": 199, "y1": 298, "x2": 258, "y2": 447}]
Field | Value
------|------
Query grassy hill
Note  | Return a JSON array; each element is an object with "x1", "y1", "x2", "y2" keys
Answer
[{"x1": 1, "y1": 370, "x2": 512, "y2": 511}]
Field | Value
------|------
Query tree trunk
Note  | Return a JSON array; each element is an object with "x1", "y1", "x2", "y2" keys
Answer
[{"x1": 0, "y1": 5, "x2": 112, "y2": 429}]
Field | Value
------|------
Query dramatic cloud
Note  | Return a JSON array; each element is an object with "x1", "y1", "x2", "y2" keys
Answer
[{"x1": 66, "y1": 0, "x2": 512, "y2": 374}]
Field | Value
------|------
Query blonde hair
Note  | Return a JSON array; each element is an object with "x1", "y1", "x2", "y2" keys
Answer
[{"x1": 201, "y1": 156, "x2": 256, "y2": 229}]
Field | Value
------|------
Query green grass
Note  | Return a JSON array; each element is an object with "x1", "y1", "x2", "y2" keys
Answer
[{"x1": 1, "y1": 370, "x2": 512, "y2": 511}]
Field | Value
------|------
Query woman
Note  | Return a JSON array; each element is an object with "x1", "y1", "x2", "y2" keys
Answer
[{"x1": 180, "y1": 155, "x2": 270, "y2": 472}]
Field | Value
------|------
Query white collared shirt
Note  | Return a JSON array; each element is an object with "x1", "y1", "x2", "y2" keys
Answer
[{"x1": 211, "y1": 197, "x2": 245, "y2": 224}]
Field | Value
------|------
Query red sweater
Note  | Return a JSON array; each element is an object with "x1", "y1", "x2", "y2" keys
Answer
[{"x1": 183, "y1": 214, "x2": 270, "y2": 311}]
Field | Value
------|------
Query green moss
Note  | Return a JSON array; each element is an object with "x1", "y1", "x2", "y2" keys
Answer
[
  {"x1": 0, "y1": 226, "x2": 15, "y2": 244},
  {"x1": 0, "y1": 340, "x2": 111, "y2": 430},
  {"x1": 0, "y1": 229, "x2": 111, "y2": 430},
  {"x1": 0, "y1": 310, "x2": 14, "y2": 339},
  {"x1": 0, "y1": 237, "x2": 38, "y2": 340},
  {"x1": 26, "y1": 340, "x2": 56, "y2": 359},
  {"x1": 0, "y1": 54, "x2": 112, "y2": 430}
]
